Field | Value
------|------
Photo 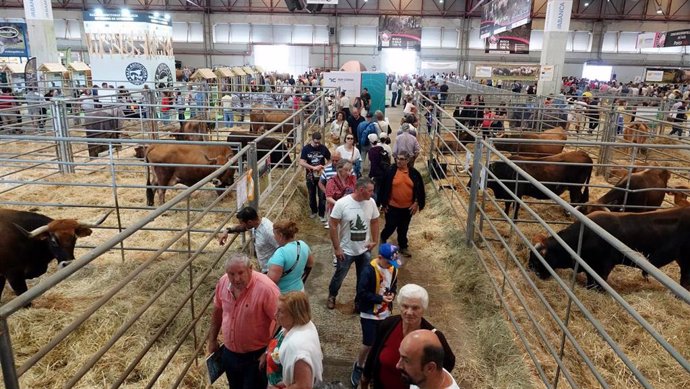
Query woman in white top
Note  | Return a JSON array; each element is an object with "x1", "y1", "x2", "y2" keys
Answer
[
  {"x1": 329, "y1": 111, "x2": 349, "y2": 144},
  {"x1": 266, "y1": 291, "x2": 323, "y2": 389},
  {"x1": 374, "y1": 110, "x2": 390, "y2": 135},
  {"x1": 336, "y1": 134, "x2": 361, "y2": 170}
]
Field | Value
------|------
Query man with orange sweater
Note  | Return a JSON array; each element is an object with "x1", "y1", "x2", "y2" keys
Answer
[{"x1": 378, "y1": 150, "x2": 426, "y2": 258}]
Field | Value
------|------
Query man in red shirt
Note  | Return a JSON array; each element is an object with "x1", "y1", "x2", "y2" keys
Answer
[{"x1": 207, "y1": 253, "x2": 280, "y2": 388}]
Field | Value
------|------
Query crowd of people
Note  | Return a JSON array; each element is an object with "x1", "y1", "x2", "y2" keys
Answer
[{"x1": 205, "y1": 86, "x2": 463, "y2": 388}]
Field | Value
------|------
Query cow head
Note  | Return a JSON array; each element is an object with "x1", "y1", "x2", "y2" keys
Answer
[
  {"x1": 528, "y1": 234, "x2": 552, "y2": 279},
  {"x1": 13, "y1": 211, "x2": 112, "y2": 267},
  {"x1": 204, "y1": 152, "x2": 236, "y2": 193}
]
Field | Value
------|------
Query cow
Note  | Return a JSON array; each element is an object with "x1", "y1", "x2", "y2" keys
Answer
[
  {"x1": 0, "y1": 209, "x2": 111, "y2": 303},
  {"x1": 225, "y1": 132, "x2": 292, "y2": 167},
  {"x1": 145, "y1": 144, "x2": 235, "y2": 206},
  {"x1": 171, "y1": 119, "x2": 214, "y2": 141},
  {"x1": 669, "y1": 186, "x2": 690, "y2": 207},
  {"x1": 84, "y1": 108, "x2": 122, "y2": 157},
  {"x1": 576, "y1": 169, "x2": 671, "y2": 214},
  {"x1": 481, "y1": 150, "x2": 593, "y2": 219},
  {"x1": 494, "y1": 127, "x2": 568, "y2": 157},
  {"x1": 529, "y1": 207, "x2": 690, "y2": 291},
  {"x1": 622, "y1": 122, "x2": 650, "y2": 153},
  {"x1": 249, "y1": 105, "x2": 295, "y2": 134}
]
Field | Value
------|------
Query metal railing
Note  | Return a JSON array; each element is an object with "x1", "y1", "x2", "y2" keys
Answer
[
  {"x1": 0, "y1": 92, "x2": 330, "y2": 388},
  {"x1": 418, "y1": 92, "x2": 690, "y2": 388}
]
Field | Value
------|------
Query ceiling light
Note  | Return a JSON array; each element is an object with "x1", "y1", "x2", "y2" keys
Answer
[
  {"x1": 94, "y1": 8, "x2": 104, "y2": 16},
  {"x1": 584, "y1": 2, "x2": 589, "y2": 6},
  {"x1": 656, "y1": 9, "x2": 663, "y2": 14},
  {"x1": 164, "y1": 13, "x2": 171, "y2": 20},
  {"x1": 121, "y1": 8, "x2": 131, "y2": 17}
]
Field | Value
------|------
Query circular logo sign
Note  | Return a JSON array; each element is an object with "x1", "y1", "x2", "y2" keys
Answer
[
  {"x1": 125, "y1": 62, "x2": 148, "y2": 85},
  {"x1": 155, "y1": 63, "x2": 173, "y2": 88}
]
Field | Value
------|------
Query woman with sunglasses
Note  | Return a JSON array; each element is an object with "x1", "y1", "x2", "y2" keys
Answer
[{"x1": 336, "y1": 134, "x2": 362, "y2": 178}]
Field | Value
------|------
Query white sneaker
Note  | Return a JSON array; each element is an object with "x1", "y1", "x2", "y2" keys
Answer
[
  {"x1": 310, "y1": 213, "x2": 317, "y2": 219},
  {"x1": 332, "y1": 255, "x2": 337, "y2": 266},
  {"x1": 324, "y1": 222, "x2": 330, "y2": 229},
  {"x1": 319, "y1": 216, "x2": 327, "y2": 223}
]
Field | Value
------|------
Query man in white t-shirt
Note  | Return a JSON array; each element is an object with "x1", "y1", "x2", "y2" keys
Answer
[
  {"x1": 340, "y1": 91, "x2": 352, "y2": 118},
  {"x1": 327, "y1": 177, "x2": 380, "y2": 310},
  {"x1": 218, "y1": 206, "x2": 279, "y2": 273},
  {"x1": 398, "y1": 330, "x2": 460, "y2": 389}
]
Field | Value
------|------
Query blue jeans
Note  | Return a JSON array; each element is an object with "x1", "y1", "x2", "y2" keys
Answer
[
  {"x1": 328, "y1": 251, "x2": 371, "y2": 298},
  {"x1": 224, "y1": 109, "x2": 233, "y2": 128},
  {"x1": 306, "y1": 175, "x2": 326, "y2": 217}
]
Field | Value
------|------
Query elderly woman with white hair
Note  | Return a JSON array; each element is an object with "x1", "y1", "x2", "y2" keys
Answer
[{"x1": 360, "y1": 284, "x2": 455, "y2": 389}]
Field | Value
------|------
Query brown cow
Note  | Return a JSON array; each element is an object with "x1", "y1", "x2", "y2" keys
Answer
[
  {"x1": 249, "y1": 105, "x2": 295, "y2": 134},
  {"x1": 622, "y1": 122, "x2": 650, "y2": 153},
  {"x1": 494, "y1": 127, "x2": 567, "y2": 157},
  {"x1": 577, "y1": 169, "x2": 671, "y2": 214},
  {"x1": 145, "y1": 144, "x2": 235, "y2": 206},
  {"x1": 172, "y1": 119, "x2": 213, "y2": 141},
  {"x1": 480, "y1": 150, "x2": 593, "y2": 218},
  {"x1": 669, "y1": 186, "x2": 690, "y2": 207}
]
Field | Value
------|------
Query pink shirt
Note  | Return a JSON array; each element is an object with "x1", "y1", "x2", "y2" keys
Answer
[{"x1": 213, "y1": 271, "x2": 280, "y2": 353}]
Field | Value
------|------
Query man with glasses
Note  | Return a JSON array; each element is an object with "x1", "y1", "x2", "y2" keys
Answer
[
  {"x1": 299, "y1": 132, "x2": 331, "y2": 221},
  {"x1": 378, "y1": 151, "x2": 425, "y2": 258}
]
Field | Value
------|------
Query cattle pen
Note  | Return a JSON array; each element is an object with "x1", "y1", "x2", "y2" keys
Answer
[
  {"x1": 420, "y1": 89, "x2": 690, "y2": 389},
  {"x1": 0, "y1": 93, "x2": 329, "y2": 388},
  {"x1": 2, "y1": 85, "x2": 690, "y2": 389}
]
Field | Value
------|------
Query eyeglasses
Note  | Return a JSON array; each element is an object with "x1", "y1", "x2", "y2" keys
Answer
[
  {"x1": 346, "y1": 137, "x2": 354, "y2": 140},
  {"x1": 397, "y1": 157, "x2": 408, "y2": 161}
]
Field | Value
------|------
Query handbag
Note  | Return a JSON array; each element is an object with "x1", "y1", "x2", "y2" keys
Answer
[{"x1": 282, "y1": 241, "x2": 302, "y2": 276}]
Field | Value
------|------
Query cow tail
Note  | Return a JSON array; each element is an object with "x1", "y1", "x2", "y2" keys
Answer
[
  {"x1": 146, "y1": 156, "x2": 154, "y2": 206},
  {"x1": 582, "y1": 170, "x2": 591, "y2": 203}
]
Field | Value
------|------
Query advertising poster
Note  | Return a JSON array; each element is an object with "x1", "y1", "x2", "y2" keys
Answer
[
  {"x1": 485, "y1": 23, "x2": 531, "y2": 54},
  {"x1": 24, "y1": 0, "x2": 53, "y2": 21},
  {"x1": 378, "y1": 16, "x2": 422, "y2": 50},
  {"x1": 644, "y1": 68, "x2": 690, "y2": 83},
  {"x1": 539, "y1": 65, "x2": 555, "y2": 81},
  {"x1": 0, "y1": 22, "x2": 29, "y2": 57},
  {"x1": 637, "y1": 30, "x2": 690, "y2": 48},
  {"x1": 24, "y1": 57, "x2": 38, "y2": 89},
  {"x1": 361, "y1": 72, "x2": 386, "y2": 115},
  {"x1": 322, "y1": 71, "x2": 362, "y2": 100},
  {"x1": 475, "y1": 63, "x2": 539, "y2": 80},
  {"x1": 543, "y1": 0, "x2": 573, "y2": 32},
  {"x1": 480, "y1": 0, "x2": 533, "y2": 39},
  {"x1": 83, "y1": 9, "x2": 174, "y2": 88}
]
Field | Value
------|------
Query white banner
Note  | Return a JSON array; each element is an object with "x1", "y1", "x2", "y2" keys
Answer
[
  {"x1": 544, "y1": 0, "x2": 573, "y2": 32},
  {"x1": 305, "y1": 0, "x2": 338, "y2": 3},
  {"x1": 323, "y1": 71, "x2": 361, "y2": 100},
  {"x1": 24, "y1": 0, "x2": 53, "y2": 20},
  {"x1": 421, "y1": 61, "x2": 458, "y2": 70},
  {"x1": 474, "y1": 66, "x2": 492, "y2": 78}
]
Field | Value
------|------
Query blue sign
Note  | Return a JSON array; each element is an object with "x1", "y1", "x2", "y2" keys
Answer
[{"x1": 0, "y1": 22, "x2": 29, "y2": 57}]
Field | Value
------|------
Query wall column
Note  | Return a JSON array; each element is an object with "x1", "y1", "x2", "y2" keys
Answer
[
  {"x1": 23, "y1": 0, "x2": 60, "y2": 64},
  {"x1": 537, "y1": 0, "x2": 573, "y2": 95}
]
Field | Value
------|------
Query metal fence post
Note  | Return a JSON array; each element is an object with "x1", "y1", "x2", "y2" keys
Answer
[
  {"x1": 248, "y1": 141, "x2": 260, "y2": 210},
  {"x1": 465, "y1": 138, "x2": 484, "y2": 245},
  {"x1": 52, "y1": 100, "x2": 75, "y2": 174},
  {"x1": 108, "y1": 145, "x2": 126, "y2": 263},
  {"x1": 0, "y1": 318, "x2": 19, "y2": 389}
]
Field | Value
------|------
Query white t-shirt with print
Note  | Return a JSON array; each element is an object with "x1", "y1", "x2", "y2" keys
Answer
[
  {"x1": 360, "y1": 263, "x2": 393, "y2": 321},
  {"x1": 330, "y1": 195, "x2": 380, "y2": 256}
]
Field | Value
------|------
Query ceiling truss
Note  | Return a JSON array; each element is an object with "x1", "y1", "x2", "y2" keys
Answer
[{"x1": 0, "y1": 0, "x2": 687, "y2": 21}]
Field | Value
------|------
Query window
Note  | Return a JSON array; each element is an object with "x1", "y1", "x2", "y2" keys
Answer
[
  {"x1": 441, "y1": 28, "x2": 459, "y2": 49},
  {"x1": 421, "y1": 27, "x2": 442, "y2": 48},
  {"x1": 230, "y1": 24, "x2": 250, "y2": 44},
  {"x1": 252, "y1": 24, "x2": 273, "y2": 43},
  {"x1": 571, "y1": 31, "x2": 591, "y2": 52},
  {"x1": 601, "y1": 32, "x2": 618, "y2": 52},
  {"x1": 529, "y1": 30, "x2": 544, "y2": 51},
  {"x1": 618, "y1": 32, "x2": 639, "y2": 53},
  {"x1": 292, "y1": 25, "x2": 314, "y2": 44},
  {"x1": 340, "y1": 26, "x2": 355, "y2": 45},
  {"x1": 214, "y1": 24, "x2": 230, "y2": 44},
  {"x1": 273, "y1": 25, "x2": 292, "y2": 44},
  {"x1": 355, "y1": 26, "x2": 377, "y2": 46},
  {"x1": 172, "y1": 22, "x2": 188, "y2": 43},
  {"x1": 314, "y1": 25, "x2": 329, "y2": 45}
]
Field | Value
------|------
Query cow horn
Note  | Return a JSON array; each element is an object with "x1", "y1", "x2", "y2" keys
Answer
[
  {"x1": 203, "y1": 154, "x2": 215, "y2": 163},
  {"x1": 79, "y1": 210, "x2": 113, "y2": 228},
  {"x1": 14, "y1": 223, "x2": 50, "y2": 238}
]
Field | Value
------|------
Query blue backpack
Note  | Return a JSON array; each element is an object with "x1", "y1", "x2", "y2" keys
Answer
[{"x1": 359, "y1": 122, "x2": 379, "y2": 146}]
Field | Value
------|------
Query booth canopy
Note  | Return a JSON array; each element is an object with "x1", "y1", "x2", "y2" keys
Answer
[
  {"x1": 67, "y1": 62, "x2": 91, "y2": 72},
  {"x1": 191, "y1": 68, "x2": 217, "y2": 80},
  {"x1": 2, "y1": 63, "x2": 25, "y2": 74},
  {"x1": 242, "y1": 66, "x2": 255, "y2": 75},
  {"x1": 254, "y1": 65, "x2": 264, "y2": 73},
  {"x1": 215, "y1": 67, "x2": 235, "y2": 78},
  {"x1": 232, "y1": 67, "x2": 247, "y2": 76},
  {"x1": 39, "y1": 63, "x2": 68, "y2": 73}
]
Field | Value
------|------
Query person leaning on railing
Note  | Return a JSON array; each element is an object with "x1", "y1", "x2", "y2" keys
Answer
[{"x1": 218, "y1": 206, "x2": 279, "y2": 274}]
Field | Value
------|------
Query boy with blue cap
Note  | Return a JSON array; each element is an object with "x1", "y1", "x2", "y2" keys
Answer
[{"x1": 351, "y1": 243, "x2": 400, "y2": 387}]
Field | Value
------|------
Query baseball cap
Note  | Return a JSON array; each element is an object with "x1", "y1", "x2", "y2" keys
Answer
[
  {"x1": 379, "y1": 243, "x2": 401, "y2": 268},
  {"x1": 582, "y1": 92, "x2": 593, "y2": 98},
  {"x1": 368, "y1": 133, "x2": 379, "y2": 144}
]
